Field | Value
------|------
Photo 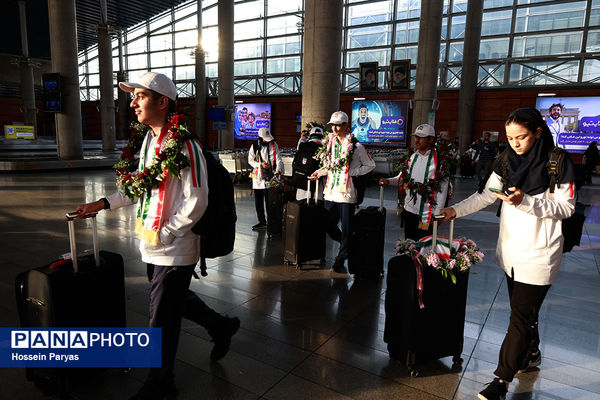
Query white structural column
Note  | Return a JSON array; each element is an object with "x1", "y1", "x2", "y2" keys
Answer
[
  {"x1": 412, "y1": 0, "x2": 443, "y2": 130},
  {"x1": 196, "y1": 0, "x2": 207, "y2": 145},
  {"x1": 301, "y1": 0, "x2": 343, "y2": 130},
  {"x1": 48, "y1": 0, "x2": 83, "y2": 159},
  {"x1": 218, "y1": 0, "x2": 234, "y2": 149},
  {"x1": 98, "y1": 22, "x2": 117, "y2": 152}
]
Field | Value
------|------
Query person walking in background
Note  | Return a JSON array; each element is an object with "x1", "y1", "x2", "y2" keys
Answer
[
  {"x1": 379, "y1": 124, "x2": 450, "y2": 240},
  {"x1": 248, "y1": 127, "x2": 283, "y2": 231},
  {"x1": 440, "y1": 108, "x2": 576, "y2": 400},
  {"x1": 475, "y1": 132, "x2": 498, "y2": 184},
  {"x1": 583, "y1": 141, "x2": 599, "y2": 184},
  {"x1": 311, "y1": 111, "x2": 375, "y2": 273},
  {"x1": 75, "y1": 71, "x2": 240, "y2": 400}
]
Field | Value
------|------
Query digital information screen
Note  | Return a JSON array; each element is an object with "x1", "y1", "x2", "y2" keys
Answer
[{"x1": 350, "y1": 100, "x2": 408, "y2": 146}]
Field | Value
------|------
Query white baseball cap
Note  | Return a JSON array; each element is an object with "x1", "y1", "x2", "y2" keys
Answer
[
  {"x1": 413, "y1": 124, "x2": 436, "y2": 138},
  {"x1": 258, "y1": 127, "x2": 274, "y2": 142},
  {"x1": 119, "y1": 72, "x2": 177, "y2": 101},
  {"x1": 328, "y1": 111, "x2": 349, "y2": 125},
  {"x1": 309, "y1": 126, "x2": 324, "y2": 137}
]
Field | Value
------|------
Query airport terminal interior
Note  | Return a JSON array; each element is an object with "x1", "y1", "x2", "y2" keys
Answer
[
  {"x1": 0, "y1": 172, "x2": 599, "y2": 399},
  {"x1": 1, "y1": 0, "x2": 600, "y2": 399}
]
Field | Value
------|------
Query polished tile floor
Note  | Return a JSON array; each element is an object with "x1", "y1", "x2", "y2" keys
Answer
[{"x1": 1, "y1": 169, "x2": 599, "y2": 400}]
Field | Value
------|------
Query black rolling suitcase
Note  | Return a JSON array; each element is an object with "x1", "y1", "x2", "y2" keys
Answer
[
  {"x1": 348, "y1": 184, "x2": 386, "y2": 280},
  {"x1": 267, "y1": 187, "x2": 284, "y2": 236},
  {"x1": 383, "y1": 217, "x2": 468, "y2": 376},
  {"x1": 283, "y1": 180, "x2": 326, "y2": 269},
  {"x1": 15, "y1": 212, "x2": 126, "y2": 394}
]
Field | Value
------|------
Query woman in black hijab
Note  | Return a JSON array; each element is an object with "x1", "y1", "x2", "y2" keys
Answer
[{"x1": 441, "y1": 108, "x2": 576, "y2": 400}]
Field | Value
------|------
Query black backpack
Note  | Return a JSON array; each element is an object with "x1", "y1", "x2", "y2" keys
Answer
[
  {"x1": 192, "y1": 150, "x2": 237, "y2": 258},
  {"x1": 489, "y1": 147, "x2": 585, "y2": 253},
  {"x1": 291, "y1": 141, "x2": 321, "y2": 188}
]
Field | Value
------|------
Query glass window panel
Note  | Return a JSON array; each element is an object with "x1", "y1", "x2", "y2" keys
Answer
[
  {"x1": 175, "y1": 49, "x2": 196, "y2": 65},
  {"x1": 235, "y1": 79, "x2": 257, "y2": 96},
  {"x1": 88, "y1": 74, "x2": 99, "y2": 86},
  {"x1": 89, "y1": 88, "x2": 99, "y2": 100},
  {"x1": 453, "y1": 0, "x2": 468, "y2": 13},
  {"x1": 234, "y1": 60, "x2": 263, "y2": 75},
  {"x1": 349, "y1": 1, "x2": 393, "y2": 26},
  {"x1": 268, "y1": 15, "x2": 302, "y2": 36},
  {"x1": 445, "y1": 67, "x2": 462, "y2": 88},
  {"x1": 88, "y1": 58, "x2": 99, "y2": 74},
  {"x1": 479, "y1": 38, "x2": 509, "y2": 59},
  {"x1": 512, "y1": 33, "x2": 582, "y2": 57},
  {"x1": 591, "y1": 0, "x2": 600, "y2": 26},
  {"x1": 449, "y1": 42, "x2": 464, "y2": 62},
  {"x1": 439, "y1": 44, "x2": 446, "y2": 62},
  {"x1": 481, "y1": 10, "x2": 512, "y2": 36},
  {"x1": 174, "y1": 30, "x2": 197, "y2": 48},
  {"x1": 397, "y1": 0, "x2": 422, "y2": 19},
  {"x1": 126, "y1": 24, "x2": 147, "y2": 41},
  {"x1": 112, "y1": 57, "x2": 119, "y2": 72},
  {"x1": 206, "y1": 63, "x2": 218, "y2": 78},
  {"x1": 266, "y1": 77, "x2": 295, "y2": 94},
  {"x1": 346, "y1": 48, "x2": 390, "y2": 68},
  {"x1": 484, "y1": 0, "x2": 513, "y2": 8},
  {"x1": 450, "y1": 15, "x2": 466, "y2": 39},
  {"x1": 175, "y1": 2, "x2": 196, "y2": 20},
  {"x1": 127, "y1": 54, "x2": 147, "y2": 70},
  {"x1": 395, "y1": 21, "x2": 419, "y2": 44},
  {"x1": 235, "y1": 0, "x2": 264, "y2": 21},
  {"x1": 509, "y1": 60, "x2": 579, "y2": 85},
  {"x1": 477, "y1": 64, "x2": 506, "y2": 87},
  {"x1": 151, "y1": 68, "x2": 173, "y2": 79},
  {"x1": 202, "y1": 27, "x2": 219, "y2": 62},
  {"x1": 127, "y1": 36, "x2": 147, "y2": 54},
  {"x1": 235, "y1": 40, "x2": 263, "y2": 59},
  {"x1": 266, "y1": 56, "x2": 300, "y2": 73},
  {"x1": 175, "y1": 15, "x2": 197, "y2": 31},
  {"x1": 88, "y1": 48, "x2": 98, "y2": 59},
  {"x1": 347, "y1": 25, "x2": 392, "y2": 48},
  {"x1": 150, "y1": 13, "x2": 172, "y2": 32},
  {"x1": 343, "y1": 71, "x2": 360, "y2": 92},
  {"x1": 587, "y1": 30, "x2": 600, "y2": 52},
  {"x1": 79, "y1": 64, "x2": 86, "y2": 75},
  {"x1": 441, "y1": 17, "x2": 447, "y2": 40},
  {"x1": 267, "y1": 35, "x2": 301, "y2": 56},
  {"x1": 150, "y1": 51, "x2": 173, "y2": 68},
  {"x1": 515, "y1": 2, "x2": 586, "y2": 33},
  {"x1": 235, "y1": 20, "x2": 264, "y2": 41},
  {"x1": 150, "y1": 34, "x2": 173, "y2": 51},
  {"x1": 176, "y1": 66, "x2": 195, "y2": 80},
  {"x1": 202, "y1": 6, "x2": 218, "y2": 27},
  {"x1": 267, "y1": 0, "x2": 302, "y2": 16},
  {"x1": 394, "y1": 45, "x2": 418, "y2": 64},
  {"x1": 583, "y1": 59, "x2": 600, "y2": 82},
  {"x1": 176, "y1": 82, "x2": 194, "y2": 98}
]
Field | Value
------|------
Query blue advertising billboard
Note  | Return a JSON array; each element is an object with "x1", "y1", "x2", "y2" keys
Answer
[
  {"x1": 233, "y1": 103, "x2": 272, "y2": 140},
  {"x1": 350, "y1": 100, "x2": 408, "y2": 146},
  {"x1": 536, "y1": 96, "x2": 600, "y2": 153}
]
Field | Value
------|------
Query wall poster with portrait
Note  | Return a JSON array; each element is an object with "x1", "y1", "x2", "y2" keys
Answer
[
  {"x1": 359, "y1": 62, "x2": 378, "y2": 92},
  {"x1": 389, "y1": 60, "x2": 410, "y2": 91}
]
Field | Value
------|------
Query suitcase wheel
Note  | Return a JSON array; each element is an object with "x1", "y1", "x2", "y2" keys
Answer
[{"x1": 408, "y1": 367, "x2": 419, "y2": 377}]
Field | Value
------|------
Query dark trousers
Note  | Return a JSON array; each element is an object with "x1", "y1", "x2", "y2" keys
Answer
[
  {"x1": 401, "y1": 210, "x2": 433, "y2": 241},
  {"x1": 254, "y1": 188, "x2": 268, "y2": 224},
  {"x1": 324, "y1": 200, "x2": 355, "y2": 260},
  {"x1": 585, "y1": 164, "x2": 594, "y2": 184},
  {"x1": 476, "y1": 159, "x2": 493, "y2": 184},
  {"x1": 147, "y1": 264, "x2": 224, "y2": 381},
  {"x1": 495, "y1": 273, "x2": 551, "y2": 382}
]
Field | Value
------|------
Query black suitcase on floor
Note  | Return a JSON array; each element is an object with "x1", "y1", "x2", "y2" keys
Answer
[
  {"x1": 283, "y1": 180, "x2": 327, "y2": 269},
  {"x1": 348, "y1": 185, "x2": 386, "y2": 280},
  {"x1": 267, "y1": 187, "x2": 284, "y2": 236},
  {"x1": 383, "y1": 218, "x2": 468, "y2": 376},
  {"x1": 15, "y1": 212, "x2": 126, "y2": 395}
]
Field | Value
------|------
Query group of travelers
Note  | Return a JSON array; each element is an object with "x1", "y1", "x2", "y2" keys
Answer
[{"x1": 74, "y1": 71, "x2": 578, "y2": 400}]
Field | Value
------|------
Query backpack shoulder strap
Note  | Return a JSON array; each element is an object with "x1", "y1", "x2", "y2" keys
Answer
[{"x1": 547, "y1": 147, "x2": 566, "y2": 194}]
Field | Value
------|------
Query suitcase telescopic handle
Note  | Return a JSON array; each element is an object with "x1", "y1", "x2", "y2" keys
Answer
[
  {"x1": 431, "y1": 214, "x2": 453, "y2": 250},
  {"x1": 306, "y1": 178, "x2": 319, "y2": 204},
  {"x1": 379, "y1": 183, "x2": 385, "y2": 211},
  {"x1": 66, "y1": 211, "x2": 100, "y2": 272}
]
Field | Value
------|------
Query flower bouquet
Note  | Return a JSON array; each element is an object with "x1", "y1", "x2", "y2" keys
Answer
[{"x1": 395, "y1": 236, "x2": 484, "y2": 284}]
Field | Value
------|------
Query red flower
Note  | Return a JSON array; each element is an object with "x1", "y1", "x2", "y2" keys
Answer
[
  {"x1": 120, "y1": 146, "x2": 134, "y2": 160},
  {"x1": 171, "y1": 114, "x2": 185, "y2": 127}
]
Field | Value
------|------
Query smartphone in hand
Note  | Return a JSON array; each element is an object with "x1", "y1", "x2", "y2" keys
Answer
[{"x1": 488, "y1": 187, "x2": 511, "y2": 196}]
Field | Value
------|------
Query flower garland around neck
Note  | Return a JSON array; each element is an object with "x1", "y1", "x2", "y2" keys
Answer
[
  {"x1": 396, "y1": 140, "x2": 458, "y2": 207},
  {"x1": 113, "y1": 114, "x2": 192, "y2": 202},
  {"x1": 315, "y1": 132, "x2": 357, "y2": 172}
]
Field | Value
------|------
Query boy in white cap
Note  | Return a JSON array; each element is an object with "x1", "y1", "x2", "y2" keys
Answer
[
  {"x1": 75, "y1": 71, "x2": 240, "y2": 400},
  {"x1": 248, "y1": 127, "x2": 283, "y2": 230},
  {"x1": 379, "y1": 123, "x2": 449, "y2": 240},
  {"x1": 311, "y1": 111, "x2": 376, "y2": 273}
]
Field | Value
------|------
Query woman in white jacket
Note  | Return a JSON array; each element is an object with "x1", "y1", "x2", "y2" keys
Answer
[{"x1": 441, "y1": 108, "x2": 576, "y2": 400}]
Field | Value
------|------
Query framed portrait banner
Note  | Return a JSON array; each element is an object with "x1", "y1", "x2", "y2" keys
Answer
[
  {"x1": 390, "y1": 59, "x2": 410, "y2": 91},
  {"x1": 359, "y1": 62, "x2": 378, "y2": 92}
]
